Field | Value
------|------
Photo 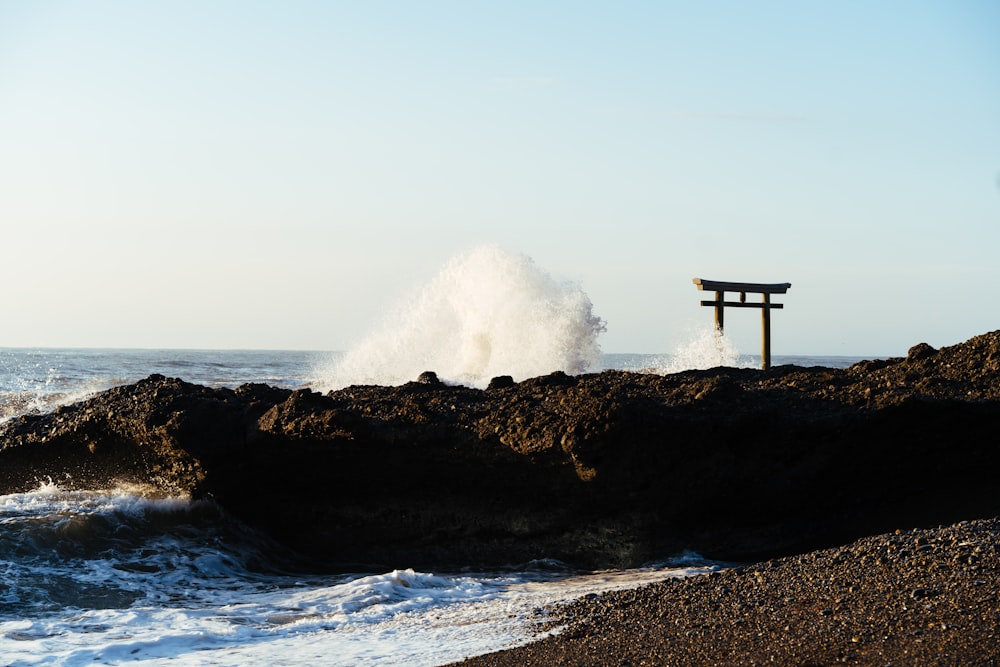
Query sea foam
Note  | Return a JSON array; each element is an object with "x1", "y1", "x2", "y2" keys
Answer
[
  {"x1": 0, "y1": 486, "x2": 720, "y2": 667},
  {"x1": 316, "y1": 246, "x2": 606, "y2": 389}
]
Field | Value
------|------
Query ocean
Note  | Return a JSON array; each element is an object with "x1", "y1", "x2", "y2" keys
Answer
[
  {"x1": 0, "y1": 245, "x2": 868, "y2": 665},
  {"x1": 0, "y1": 346, "x2": 864, "y2": 666}
]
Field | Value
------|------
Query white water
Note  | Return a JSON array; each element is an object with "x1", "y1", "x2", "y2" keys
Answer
[
  {"x1": 316, "y1": 246, "x2": 606, "y2": 390},
  {"x1": 650, "y1": 325, "x2": 747, "y2": 373},
  {"x1": 0, "y1": 484, "x2": 721, "y2": 667}
]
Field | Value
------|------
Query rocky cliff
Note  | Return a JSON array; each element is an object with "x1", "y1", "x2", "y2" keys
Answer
[{"x1": 2, "y1": 332, "x2": 999, "y2": 571}]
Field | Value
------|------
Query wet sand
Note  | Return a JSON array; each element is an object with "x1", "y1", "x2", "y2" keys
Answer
[{"x1": 455, "y1": 517, "x2": 1000, "y2": 666}]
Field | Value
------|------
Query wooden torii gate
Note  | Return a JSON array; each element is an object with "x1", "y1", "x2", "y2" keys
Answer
[{"x1": 693, "y1": 278, "x2": 791, "y2": 370}]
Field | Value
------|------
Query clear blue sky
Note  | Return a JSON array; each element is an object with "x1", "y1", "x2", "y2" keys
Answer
[{"x1": 2, "y1": 1, "x2": 998, "y2": 355}]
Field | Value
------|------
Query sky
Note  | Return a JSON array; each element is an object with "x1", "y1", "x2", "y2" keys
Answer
[{"x1": 1, "y1": 1, "x2": 998, "y2": 356}]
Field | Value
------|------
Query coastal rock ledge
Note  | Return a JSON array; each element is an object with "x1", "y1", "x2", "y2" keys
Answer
[{"x1": 2, "y1": 331, "x2": 1000, "y2": 571}]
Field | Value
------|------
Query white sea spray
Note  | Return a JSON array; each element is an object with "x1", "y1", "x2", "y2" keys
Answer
[
  {"x1": 646, "y1": 325, "x2": 752, "y2": 373},
  {"x1": 316, "y1": 246, "x2": 606, "y2": 389}
]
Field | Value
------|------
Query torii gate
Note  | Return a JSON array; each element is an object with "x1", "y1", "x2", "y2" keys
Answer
[{"x1": 693, "y1": 278, "x2": 791, "y2": 370}]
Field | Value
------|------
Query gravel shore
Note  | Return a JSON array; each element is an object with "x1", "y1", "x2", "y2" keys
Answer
[{"x1": 455, "y1": 517, "x2": 1000, "y2": 666}]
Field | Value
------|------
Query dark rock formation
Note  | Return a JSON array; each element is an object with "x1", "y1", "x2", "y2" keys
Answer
[{"x1": 2, "y1": 331, "x2": 1000, "y2": 571}]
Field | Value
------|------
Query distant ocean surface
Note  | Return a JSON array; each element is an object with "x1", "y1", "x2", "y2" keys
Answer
[
  {"x1": 0, "y1": 346, "x2": 865, "y2": 666},
  {"x1": 1, "y1": 347, "x2": 865, "y2": 423}
]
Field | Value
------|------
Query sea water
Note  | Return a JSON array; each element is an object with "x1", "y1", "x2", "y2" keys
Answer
[
  {"x1": 0, "y1": 248, "x2": 866, "y2": 665},
  {"x1": 0, "y1": 482, "x2": 727, "y2": 667}
]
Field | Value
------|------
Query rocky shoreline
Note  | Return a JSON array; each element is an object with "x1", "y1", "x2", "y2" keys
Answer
[
  {"x1": 2, "y1": 331, "x2": 999, "y2": 664},
  {"x1": 455, "y1": 517, "x2": 1000, "y2": 666},
  {"x1": 1, "y1": 331, "x2": 999, "y2": 574}
]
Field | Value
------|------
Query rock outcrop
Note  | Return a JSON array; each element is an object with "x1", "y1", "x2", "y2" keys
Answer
[{"x1": 2, "y1": 332, "x2": 999, "y2": 571}]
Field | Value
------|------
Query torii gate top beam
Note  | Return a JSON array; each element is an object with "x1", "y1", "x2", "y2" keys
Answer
[{"x1": 693, "y1": 278, "x2": 791, "y2": 295}]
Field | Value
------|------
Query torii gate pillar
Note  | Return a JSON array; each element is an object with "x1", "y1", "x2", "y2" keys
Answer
[{"x1": 692, "y1": 278, "x2": 791, "y2": 370}]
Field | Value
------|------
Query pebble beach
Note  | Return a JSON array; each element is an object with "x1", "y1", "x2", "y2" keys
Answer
[{"x1": 456, "y1": 517, "x2": 1000, "y2": 666}]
